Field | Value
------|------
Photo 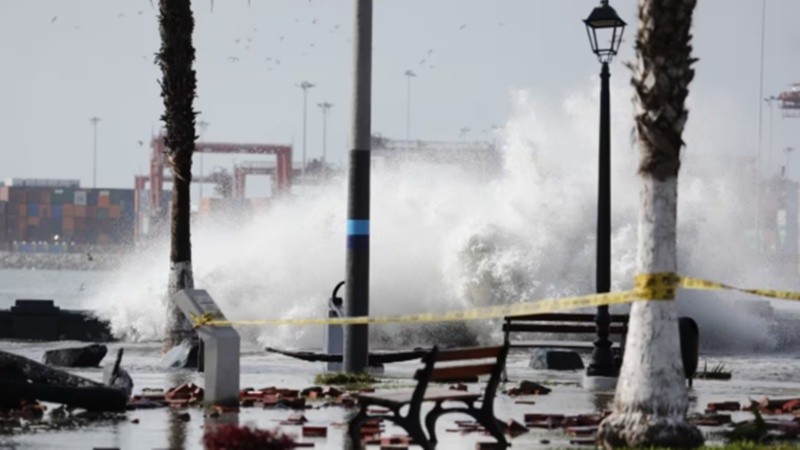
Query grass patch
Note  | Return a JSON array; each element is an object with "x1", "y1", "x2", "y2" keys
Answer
[{"x1": 314, "y1": 371, "x2": 376, "y2": 386}]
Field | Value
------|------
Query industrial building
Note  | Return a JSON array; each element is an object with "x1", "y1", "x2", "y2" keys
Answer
[{"x1": 0, "y1": 179, "x2": 135, "y2": 251}]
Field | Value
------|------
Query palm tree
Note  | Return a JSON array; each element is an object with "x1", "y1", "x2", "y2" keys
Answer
[
  {"x1": 597, "y1": 0, "x2": 703, "y2": 447},
  {"x1": 156, "y1": 0, "x2": 198, "y2": 350}
]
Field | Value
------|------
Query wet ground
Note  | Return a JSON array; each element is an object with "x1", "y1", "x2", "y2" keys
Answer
[{"x1": 1, "y1": 341, "x2": 799, "y2": 449}]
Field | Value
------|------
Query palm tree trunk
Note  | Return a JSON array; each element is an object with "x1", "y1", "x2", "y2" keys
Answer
[
  {"x1": 157, "y1": 0, "x2": 197, "y2": 350},
  {"x1": 598, "y1": 0, "x2": 702, "y2": 447}
]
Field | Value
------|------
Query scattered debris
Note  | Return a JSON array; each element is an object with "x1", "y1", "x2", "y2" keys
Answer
[
  {"x1": 505, "y1": 380, "x2": 551, "y2": 396},
  {"x1": 707, "y1": 401, "x2": 741, "y2": 412},
  {"x1": 203, "y1": 424, "x2": 296, "y2": 450},
  {"x1": 102, "y1": 349, "x2": 133, "y2": 399},
  {"x1": 0, "y1": 349, "x2": 127, "y2": 411},
  {"x1": 302, "y1": 425, "x2": 327, "y2": 437},
  {"x1": 695, "y1": 361, "x2": 732, "y2": 380}
]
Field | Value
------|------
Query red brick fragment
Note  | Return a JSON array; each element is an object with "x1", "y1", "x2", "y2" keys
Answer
[
  {"x1": 706, "y1": 401, "x2": 740, "y2": 412},
  {"x1": 302, "y1": 426, "x2": 327, "y2": 437}
]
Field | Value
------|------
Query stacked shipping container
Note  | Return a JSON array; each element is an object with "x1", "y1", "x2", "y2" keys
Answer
[{"x1": 0, "y1": 185, "x2": 135, "y2": 249}]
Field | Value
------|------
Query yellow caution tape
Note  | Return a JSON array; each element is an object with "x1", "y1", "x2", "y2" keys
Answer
[
  {"x1": 192, "y1": 289, "x2": 641, "y2": 328},
  {"x1": 678, "y1": 276, "x2": 800, "y2": 301},
  {"x1": 190, "y1": 272, "x2": 800, "y2": 328}
]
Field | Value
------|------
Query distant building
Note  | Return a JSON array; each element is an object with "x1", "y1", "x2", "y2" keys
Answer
[{"x1": 0, "y1": 179, "x2": 134, "y2": 251}]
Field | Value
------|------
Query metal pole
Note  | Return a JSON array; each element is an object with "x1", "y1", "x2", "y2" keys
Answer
[
  {"x1": 766, "y1": 98, "x2": 774, "y2": 178},
  {"x1": 404, "y1": 70, "x2": 415, "y2": 144},
  {"x1": 90, "y1": 117, "x2": 101, "y2": 188},
  {"x1": 343, "y1": 0, "x2": 372, "y2": 373},
  {"x1": 299, "y1": 81, "x2": 314, "y2": 182},
  {"x1": 318, "y1": 102, "x2": 333, "y2": 164},
  {"x1": 302, "y1": 87, "x2": 308, "y2": 181},
  {"x1": 586, "y1": 61, "x2": 615, "y2": 378},
  {"x1": 756, "y1": 0, "x2": 768, "y2": 248}
]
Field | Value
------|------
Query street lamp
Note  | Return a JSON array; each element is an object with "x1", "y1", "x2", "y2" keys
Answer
[
  {"x1": 317, "y1": 102, "x2": 333, "y2": 164},
  {"x1": 583, "y1": 0, "x2": 625, "y2": 380},
  {"x1": 298, "y1": 81, "x2": 315, "y2": 181},
  {"x1": 89, "y1": 117, "x2": 101, "y2": 188}
]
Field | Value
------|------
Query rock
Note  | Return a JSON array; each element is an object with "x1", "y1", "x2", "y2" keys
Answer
[
  {"x1": 44, "y1": 344, "x2": 107, "y2": 368},
  {"x1": 160, "y1": 339, "x2": 201, "y2": 369},
  {"x1": 528, "y1": 349, "x2": 584, "y2": 371}
]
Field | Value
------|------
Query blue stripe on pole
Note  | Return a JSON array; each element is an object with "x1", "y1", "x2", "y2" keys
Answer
[{"x1": 347, "y1": 220, "x2": 370, "y2": 236}]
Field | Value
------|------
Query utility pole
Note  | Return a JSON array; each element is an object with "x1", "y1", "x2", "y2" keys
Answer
[
  {"x1": 784, "y1": 147, "x2": 795, "y2": 178},
  {"x1": 343, "y1": 0, "x2": 372, "y2": 373},
  {"x1": 298, "y1": 81, "x2": 315, "y2": 182},
  {"x1": 317, "y1": 102, "x2": 333, "y2": 164},
  {"x1": 404, "y1": 70, "x2": 415, "y2": 145},
  {"x1": 90, "y1": 117, "x2": 101, "y2": 188}
]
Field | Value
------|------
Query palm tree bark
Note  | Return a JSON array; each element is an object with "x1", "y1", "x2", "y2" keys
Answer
[
  {"x1": 598, "y1": 0, "x2": 702, "y2": 448},
  {"x1": 157, "y1": 0, "x2": 197, "y2": 350}
]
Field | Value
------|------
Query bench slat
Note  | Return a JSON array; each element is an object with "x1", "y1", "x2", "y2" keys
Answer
[
  {"x1": 505, "y1": 313, "x2": 629, "y2": 322},
  {"x1": 503, "y1": 324, "x2": 627, "y2": 334},
  {"x1": 353, "y1": 388, "x2": 481, "y2": 407},
  {"x1": 430, "y1": 363, "x2": 495, "y2": 382},
  {"x1": 435, "y1": 346, "x2": 504, "y2": 362}
]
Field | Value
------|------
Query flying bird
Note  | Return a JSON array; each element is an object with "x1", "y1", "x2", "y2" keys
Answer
[
  {"x1": 419, "y1": 58, "x2": 426, "y2": 65},
  {"x1": 228, "y1": 56, "x2": 240, "y2": 62},
  {"x1": 51, "y1": 16, "x2": 57, "y2": 23},
  {"x1": 427, "y1": 49, "x2": 433, "y2": 55},
  {"x1": 118, "y1": 13, "x2": 125, "y2": 18},
  {"x1": 138, "y1": 10, "x2": 144, "y2": 15},
  {"x1": 234, "y1": 38, "x2": 241, "y2": 44},
  {"x1": 137, "y1": 140, "x2": 144, "y2": 146},
  {"x1": 459, "y1": 24, "x2": 467, "y2": 30},
  {"x1": 311, "y1": 19, "x2": 317, "y2": 25},
  {"x1": 279, "y1": 36, "x2": 285, "y2": 42}
]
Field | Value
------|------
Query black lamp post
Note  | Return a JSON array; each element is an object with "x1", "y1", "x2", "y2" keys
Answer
[{"x1": 583, "y1": 0, "x2": 626, "y2": 378}]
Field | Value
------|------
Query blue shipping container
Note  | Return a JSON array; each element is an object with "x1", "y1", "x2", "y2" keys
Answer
[
  {"x1": 28, "y1": 203, "x2": 39, "y2": 216},
  {"x1": 52, "y1": 204, "x2": 62, "y2": 218}
]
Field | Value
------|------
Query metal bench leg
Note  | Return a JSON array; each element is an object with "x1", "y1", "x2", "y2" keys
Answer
[
  {"x1": 425, "y1": 401, "x2": 444, "y2": 445},
  {"x1": 348, "y1": 405, "x2": 369, "y2": 450},
  {"x1": 399, "y1": 415, "x2": 433, "y2": 450},
  {"x1": 474, "y1": 409, "x2": 508, "y2": 447}
]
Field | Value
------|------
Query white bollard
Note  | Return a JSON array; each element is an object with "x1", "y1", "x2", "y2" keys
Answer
[{"x1": 173, "y1": 289, "x2": 240, "y2": 407}]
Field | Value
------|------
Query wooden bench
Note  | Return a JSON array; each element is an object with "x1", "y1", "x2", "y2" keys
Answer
[
  {"x1": 348, "y1": 343, "x2": 509, "y2": 449},
  {"x1": 502, "y1": 313, "x2": 629, "y2": 352}
]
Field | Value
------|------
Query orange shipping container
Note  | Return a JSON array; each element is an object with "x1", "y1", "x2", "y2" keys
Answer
[
  {"x1": 18, "y1": 204, "x2": 26, "y2": 216},
  {"x1": 74, "y1": 205, "x2": 86, "y2": 217},
  {"x1": 18, "y1": 218, "x2": 25, "y2": 233},
  {"x1": 39, "y1": 205, "x2": 51, "y2": 218},
  {"x1": 63, "y1": 216, "x2": 74, "y2": 231},
  {"x1": 109, "y1": 205, "x2": 121, "y2": 219},
  {"x1": 27, "y1": 216, "x2": 40, "y2": 226},
  {"x1": 63, "y1": 204, "x2": 74, "y2": 217}
]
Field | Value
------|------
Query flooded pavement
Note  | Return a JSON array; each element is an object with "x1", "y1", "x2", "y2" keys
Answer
[{"x1": 1, "y1": 341, "x2": 799, "y2": 449}]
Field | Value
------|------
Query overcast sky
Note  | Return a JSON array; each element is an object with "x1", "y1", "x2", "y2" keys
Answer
[{"x1": 2, "y1": 0, "x2": 799, "y2": 193}]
